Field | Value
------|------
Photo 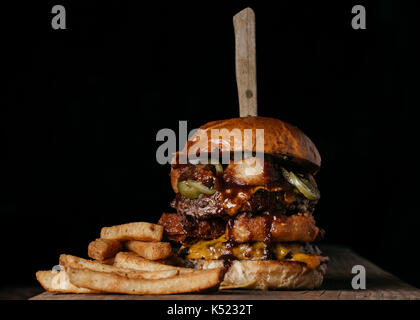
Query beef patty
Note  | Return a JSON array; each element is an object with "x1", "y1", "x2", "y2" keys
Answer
[
  {"x1": 171, "y1": 189, "x2": 316, "y2": 220},
  {"x1": 158, "y1": 213, "x2": 225, "y2": 243},
  {"x1": 158, "y1": 212, "x2": 322, "y2": 243}
]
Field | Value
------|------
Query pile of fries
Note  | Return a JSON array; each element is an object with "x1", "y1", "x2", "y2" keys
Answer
[{"x1": 36, "y1": 222, "x2": 224, "y2": 295}]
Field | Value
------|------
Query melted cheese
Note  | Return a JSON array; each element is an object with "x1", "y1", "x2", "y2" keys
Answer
[
  {"x1": 291, "y1": 253, "x2": 321, "y2": 270},
  {"x1": 185, "y1": 234, "x2": 229, "y2": 260},
  {"x1": 182, "y1": 235, "x2": 321, "y2": 269}
]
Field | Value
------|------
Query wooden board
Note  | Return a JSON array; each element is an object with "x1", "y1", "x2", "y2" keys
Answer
[{"x1": 30, "y1": 245, "x2": 420, "y2": 300}]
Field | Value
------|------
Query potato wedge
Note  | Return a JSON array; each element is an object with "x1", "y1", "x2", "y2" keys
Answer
[
  {"x1": 115, "y1": 269, "x2": 178, "y2": 280},
  {"x1": 67, "y1": 267, "x2": 224, "y2": 294},
  {"x1": 60, "y1": 254, "x2": 121, "y2": 273},
  {"x1": 36, "y1": 270, "x2": 99, "y2": 294},
  {"x1": 100, "y1": 222, "x2": 163, "y2": 242},
  {"x1": 125, "y1": 241, "x2": 172, "y2": 260},
  {"x1": 114, "y1": 252, "x2": 194, "y2": 273},
  {"x1": 88, "y1": 238, "x2": 122, "y2": 261},
  {"x1": 59, "y1": 254, "x2": 178, "y2": 279}
]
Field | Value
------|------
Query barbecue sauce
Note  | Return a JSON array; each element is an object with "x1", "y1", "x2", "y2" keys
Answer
[
  {"x1": 261, "y1": 212, "x2": 274, "y2": 260},
  {"x1": 220, "y1": 218, "x2": 236, "y2": 268}
]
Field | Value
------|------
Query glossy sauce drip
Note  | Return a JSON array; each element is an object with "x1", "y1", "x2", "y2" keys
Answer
[
  {"x1": 225, "y1": 218, "x2": 236, "y2": 247},
  {"x1": 220, "y1": 218, "x2": 236, "y2": 268},
  {"x1": 217, "y1": 187, "x2": 252, "y2": 216},
  {"x1": 218, "y1": 166, "x2": 289, "y2": 217},
  {"x1": 261, "y1": 212, "x2": 274, "y2": 260}
]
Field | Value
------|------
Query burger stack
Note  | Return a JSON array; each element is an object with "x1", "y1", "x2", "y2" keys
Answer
[{"x1": 158, "y1": 116, "x2": 328, "y2": 289}]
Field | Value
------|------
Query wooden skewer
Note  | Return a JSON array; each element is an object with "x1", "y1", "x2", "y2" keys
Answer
[{"x1": 233, "y1": 7, "x2": 257, "y2": 117}]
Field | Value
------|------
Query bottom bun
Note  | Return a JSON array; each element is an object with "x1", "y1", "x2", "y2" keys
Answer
[{"x1": 192, "y1": 259, "x2": 328, "y2": 290}]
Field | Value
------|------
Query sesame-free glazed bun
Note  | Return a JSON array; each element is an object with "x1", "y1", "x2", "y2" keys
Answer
[
  {"x1": 176, "y1": 117, "x2": 321, "y2": 173},
  {"x1": 193, "y1": 259, "x2": 328, "y2": 290}
]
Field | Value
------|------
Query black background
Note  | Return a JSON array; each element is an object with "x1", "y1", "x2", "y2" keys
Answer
[{"x1": 1, "y1": 0, "x2": 418, "y2": 289}]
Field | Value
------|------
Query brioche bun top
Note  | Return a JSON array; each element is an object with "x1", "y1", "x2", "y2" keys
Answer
[{"x1": 175, "y1": 117, "x2": 321, "y2": 173}]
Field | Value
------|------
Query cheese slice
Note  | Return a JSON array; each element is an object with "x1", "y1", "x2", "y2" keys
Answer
[{"x1": 182, "y1": 235, "x2": 321, "y2": 269}]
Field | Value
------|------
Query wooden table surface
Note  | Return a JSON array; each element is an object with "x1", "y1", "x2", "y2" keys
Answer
[{"x1": 30, "y1": 245, "x2": 420, "y2": 300}]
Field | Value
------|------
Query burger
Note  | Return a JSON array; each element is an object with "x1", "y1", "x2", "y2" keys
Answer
[{"x1": 158, "y1": 116, "x2": 328, "y2": 289}]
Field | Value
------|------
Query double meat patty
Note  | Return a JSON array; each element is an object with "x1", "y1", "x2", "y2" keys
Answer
[
  {"x1": 171, "y1": 189, "x2": 316, "y2": 220},
  {"x1": 162, "y1": 189, "x2": 319, "y2": 243},
  {"x1": 159, "y1": 212, "x2": 321, "y2": 243},
  {"x1": 161, "y1": 160, "x2": 320, "y2": 244}
]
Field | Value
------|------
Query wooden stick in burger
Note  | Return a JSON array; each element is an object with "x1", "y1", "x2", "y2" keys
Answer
[{"x1": 234, "y1": 7, "x2": 258, "y2": 117}]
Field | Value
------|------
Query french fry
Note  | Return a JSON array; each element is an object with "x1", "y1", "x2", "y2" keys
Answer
[
  {"x1": 36, "y1": 270, "x2": 99, "y2": 294},
  {"x1": 60, "y1": 254, "x2": 121, "y2": 273},
  {"x1": 125, "y1": 241, "x2": 172, "y2": 260},
  {"x1": 116, "y1": 269, "x2": 179, "y2": 280},
  {"x1": 67, "y1": 267, "x2": 224, "y2": 295},
  {"x1": 59, "y1": 254, "x2": 178, "y2": 279},
  {"x1": 100, "y1": 222, "x2": 163, "y2": 242},
  {"x1": 114, "y1": 252, "x2": 194, "y2": 273},
  {"x1": 88, "y1": 238, "x2": 122, "y2": 261}
]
